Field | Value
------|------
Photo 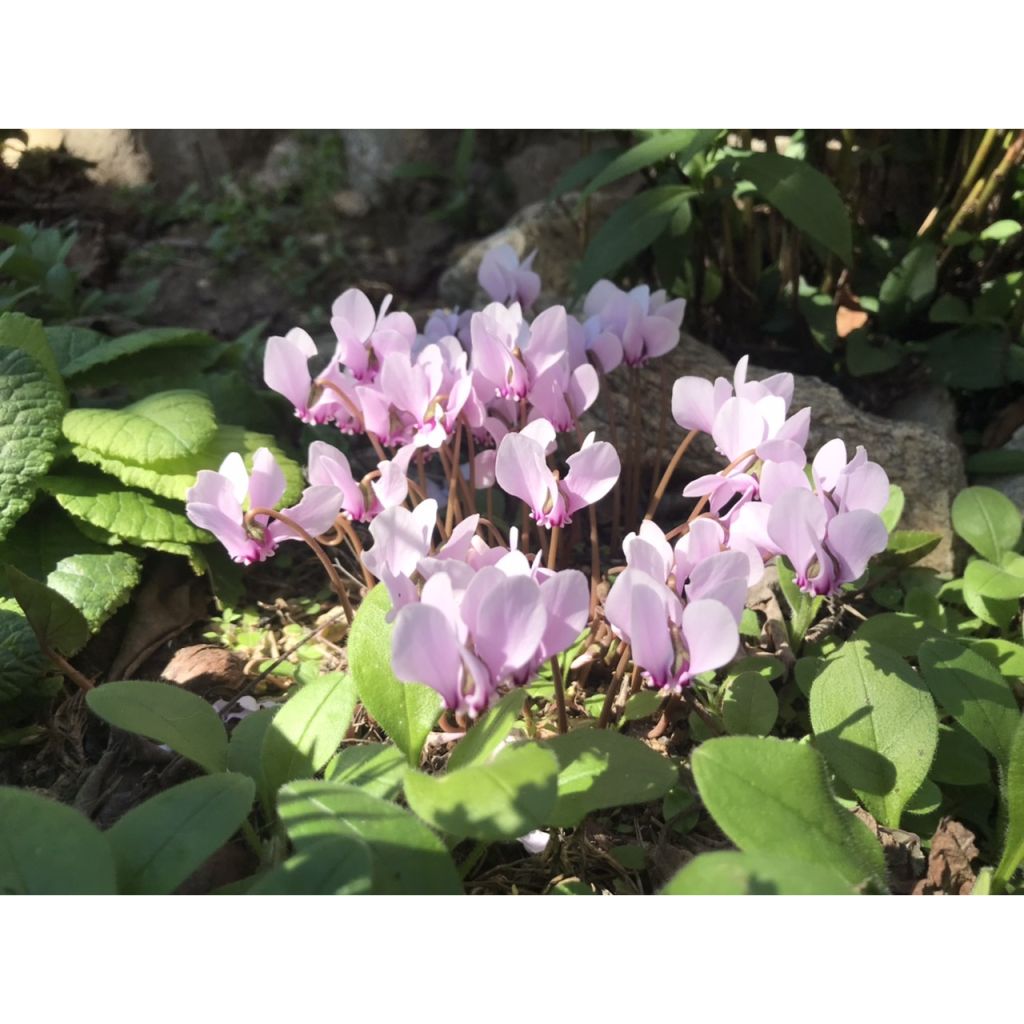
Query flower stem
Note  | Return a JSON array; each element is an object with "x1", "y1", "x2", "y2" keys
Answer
[
  {"x1": 597, "y1": 643, "x2": 632, "y2": 729},
  {"x1": 645, "y1": 428, "x2": 699, "y2": 521},
  {"x1": 550, "y1": 655, "x2": 568, "y2": 734},
  {"x1": 547, "y1": 525, "x2": 561, "y2": 571}
]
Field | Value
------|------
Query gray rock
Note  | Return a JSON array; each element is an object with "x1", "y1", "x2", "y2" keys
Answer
[
  {"x1": 584, "y1": 334, "x2": 965, "y2": 573},
  {"x1": 61, "y1": 129, "x2": 152, "y2": 187},
  {"x1": 341, "y1": 129, "x2": 457, "y2": 202},
  {"x1": 251, "y1": 136, "x2": 305, "y2": 194},
  {"x1": 504, "y1": 137, "x2": 584, "y2": 207},
  {"x1": 978, "y1": 425, "x2": 1024, "y2": 512},
  {"x1": 331, "y1": 188, "x2": 372, "y2": 219},
  {"x1": 889, "y1": 385, "x2": 960, "y2": 448},
  {"x1": 438, "y1": 192, "x2": 621, "y2": 311}
]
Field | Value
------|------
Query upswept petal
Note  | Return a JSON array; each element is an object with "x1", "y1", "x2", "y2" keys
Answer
[
  {"x1": 264, "y1": 329, "x2": 316, "y2": 413},
  {"x1": 563, "y1": 439, "x2": 621, "y2": 515},
  {"x1": 391, "y1": 603, "x2": 464, "y2": 710},
  {"x1": 495, "y1": 431, "x2": 556, "y2": 515},
  {"x1": 827, "y1": 510, "x2": 888, "y2": 583},
  {"x1": 248, "y1": 448, "x2": 286, "y2": 511},
  {"x1": 268, "y1": 485, "x2": 343, "y2": 543},
  {"x1": 681, "y1": 599, "x2": 739, "y2": 678}
]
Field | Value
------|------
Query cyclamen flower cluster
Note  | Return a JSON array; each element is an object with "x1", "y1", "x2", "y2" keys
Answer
[{"x1": 185, "y1": 242, "x2": 891, "y2": 718}]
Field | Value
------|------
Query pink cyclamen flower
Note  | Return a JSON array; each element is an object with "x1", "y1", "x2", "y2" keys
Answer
[
  {"x1": 331, "y1": 289, "x2": 416, "y2": 382},
  {"x1": 583, "y1": 281, "x2": 685, "y2": 367},
  {"x1": 307, "y1": 441, "x2": 413, "y2": 523},
  {"x1": 604, "y1": 569, "x2": 739, "y2": 692},
  {"x1": 360, "y1": 499, "x2": 438, "y2": 616},
  {"x1": 477, "y1": 244, "x2": 541, "y2": 310},
  {"x1": 264, "y1": 328, "x2": 357, "y2": 426},
  {"x1": 495, "y1": 420, "x2": 621, "y2": 528},
  {"x1": 186, "y1": 448, "x2": 342, "y2": 565},
  {"x1": 766, "y1": 488, "x2": 888, "y2": 597}
]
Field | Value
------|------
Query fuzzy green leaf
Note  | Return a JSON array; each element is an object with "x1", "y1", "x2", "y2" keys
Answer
[
  {"x1": 662, "y1": 850, "x2": 857, "y2": 895},
  {"x1": 951, "y1": 486, "x2": 1021, "y2": 562},
  {"x1": 45, "y1": 551, "x2": 141, "y2": 632},
  {"x1": 3, "y1": 565, "x2": 90, "y2": 657}
]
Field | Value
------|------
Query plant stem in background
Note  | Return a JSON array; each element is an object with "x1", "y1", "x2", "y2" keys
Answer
[
  {"x1": 646, "y1": 428, "x2": 699, "y2": 520},
  {"x1": 550, "y1": 655, "x2": 568, "y2": 734},
  {"x1": 598, "y1": 643, "x2": 632, "y2": 729}
]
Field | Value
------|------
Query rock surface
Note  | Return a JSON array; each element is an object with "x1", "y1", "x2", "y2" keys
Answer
[
  {"x1": 978, "y1": 425, "x2": 1024, "y2": 512},
  {"x1": 341, "y1": 129, "x2": 458, "y2": 201}
]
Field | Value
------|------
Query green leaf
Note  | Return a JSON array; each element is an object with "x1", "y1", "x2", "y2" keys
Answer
[
  {"x1": 226, "y1": 706, "x2": 277, "y2": 799},
  {"x1": 0, "y1": 343, "x2": 64, "y2": 542},
  {"x1": 963, "y1": 555, "x2": 1024, "y2": 601},
  {"x1": 0, "y1": 787, "x2": 116, "y2": 894},
  {"x1": 59, "y1": 326, "x2": 215, "y2": 379},
  {"x1": 541, "y1": 728, "x2": 678, "y2": 828},
  {"x1": 574, "y1": 186, "x2": 695, "y2": 291},
  {"x1": 879, "y1": 242, "x2": 938, "y2": 329},
  {"x1": 72, "y1": 423, "x2": 304, "y2": 505},
  {"x1": 277, "y1": 780, "x2": 462, "y2": 895},
  {"x1": 740, "y1": 152, "x2": 852, "y2": 264},
  {"x1": 41, "y1": 476, "x2": 208, "y2": 546},
  {"x1": 853, "y1": 612, "x2": 945, "y2": 657},
  {"x1": 661, "y1": 851, "x2": 857, "y2": 895},
  {"x1": 405, "y1": 742, "x2": 558, "y2": 841},
  {"x1": 929, "y1": 294, "x2": 972, "y2": 325},
  {"x1": 776, "y1": 556, "x2": 822, "y2": 648},
  {"x1": 248, "y1": 836, "x2": 373, "y2": 895},
  {"x1": 931, "y1": 721, "x2": 992, "y2": 786},
  {"x1": 448, "y1": 688, "x2": 526, "y2": 771},
  {"x1": 966, "y1": 449, "x2": 1024, "y2": 476},
  {"x1": 4, "y1": 564, "x2": 90, "y2": 656},
  {"x1": 261, "y1": 672, "x2": 357, "y2": 794},
  {"x1": 880, "y1": 530, "x2": 942, "y2": 567},
  {"x1": 0, "y1": 599, "x2": 50, "y2": 704},
  {"x1": 45, "y1": 551, "x2": 141, "y2": 632},
  {"x1": 952, "y1": 486, "x2": 1022, "y2": 562},
  {"x1": 966, "y1": 638, "x2": 1024, "y2": 678},
  {"x1": 87, "y1": 680, "x2": 228, "y2": 773},
  {"x1": 809, "y1": 641, "x2": 938, "y2": 828},
  {"x1": 579, "y1": 129, "x2": 720, "y2": 200},
  {"x1": 45, "y1": 324, "x2": 107, "y2": 375},
  {"x1": 722, "y1": 671, "x2": 779, "y2": 736},
  {"x1": 324, "y1": 743, "x2": 407, "y2": 800},
  {"x1": 621, "y1": 690, "x2": 664, "y2": 723},
  {"x1": 348, "y1": 584, "x2": 441, "y2": 766},
  {"x1": 108, "y1": 773, "x2": 255, "y2": 895},
  {"x1": 980, "y1": 219, "x2": 1021, "y2": 242},
  {"x1": 926, "y1": 326, "x2": 1008, "y2": 391},
  {"x1": 548, "y1": 147, "x2": 620, "y2": 201},
  {"x1": 845, "y1": 330, "x2": 904, "y2": 377},
  {"x1": 62, "y1": 390, "x2": 217, "y2": 464},
  {"x1": 881, "y1": 484, "x2": 905, "y2": 532},
  {"x1": 0, "y1": 312, "x2": 64, "y2": 397},
  {"x1": 918, "y1": 639, "x2": 1019, "y2": 770},
  {"x1": 994, "y1": 718, "x2": 1024, "y2": 889},
  {"x1": 691, "y1": 736, "x2": 887, "y2": 889}
]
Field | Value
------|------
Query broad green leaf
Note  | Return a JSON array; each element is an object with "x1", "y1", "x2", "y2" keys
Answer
[
  {"x1": 62, "y1": 390, "x2": 217, "y2": 464},
  {"x1": 548, "y1": 147, "x2": 619, "y2": 201},
  {"x1": 691, "y1": 736, "x2": 887, "y2": 889},
  {"x1": 59, "y1": 326, "x2": 215, "y2": 379},
  {"x1": 853, "y1": 612, "x2": 945, "y2": 657},
  {"x1": 661, "y1": 851, "x2": 857, "y2": 895},
  {"x1": 45, "y1": 324, "x2": 107, "y2": 375},
  {"x1": 881, "y1": 484, "x2": 905, "y2": 532},
  {"x1": 0, "y1": 599, "x2": 50, "y2": 703},
  {"x1": 722, "y1": 671, "x2": 778, "y2": 736},
  {"x1": 794, "y1": 657, "x2": 826, "y2": 698},
  {"x1": 961, "y1": 569, "x2": 1018, "y2": 632},
  {"x1": 574, "y1": 186, "x2": 695, "y2": 291},
  {"x1": 926, "y1": 326, "x2": 1009, "y2": 391},
  {"x1": 41, "y1": 476, "x2": 208, "y2": 546},
  {"x1": 72, "y1": 424, "x2": 303, "y2": 505},
  {"x1": 879, "y1": 242, "x2": 938, "y2": 329},
  {"x1": 277, "y1": 780, "x2": 462, "y2": 895},
  {"x1": 324, "y1": 743, "x2": 407, "y2": 800},
  {"x1": 46, "y1": 551, "x2": 141, "y2": 632},
  {"x1": 621, "y1": 690, "x2": 664, "y2": 723},
  {"x1": 0, "y1": 787, "x2": 116, "y2": 894},
  {"x1": 448, "y1": 688, "x2": 526, "y2": 771},
  {"x1": 966, "y1": 449, "x2": 1024, "y2": 476},
  {"x1": 952, "y1": 487, "x2": 1021, "y2": 562},
  {"x1": 0, "y1": 312, "x2": 64, "y2": 396},
  {"x1": 918, "y1": 639, "x2": 1019, "y2": 770},
  {"x1": 980, "y1": 219, "x2": 1021, "y2": 242},
  {"x1": 348, "y1": 585, "x2": 441, "y2": 766},
  {"x1": 776, "y1": 557, "x2": 823, "y2": 648},
  {"x1": 846, "y1": 330, "x2": 904, "y2": 377},
  {"x1": 741, "y1": 152, "x2": 852, "y2": 264},
  {"x1": 966, "y1": 638, "x2": 1024, "y2": 678},
  {"x1": 963, "y1": 555, "x2": 1024, "y2": 601},
  {"x1": 880, "y1": 530, "x2": 942, "y2": 567},
  {"x1": 0, "y1": 344, "x2": 64, "y2": 542},
  {"x1": 994, "y1": 718, "x2": 1024, "y2": 889},
  {"x1": 108, "y1": 773, "x2": 255, "y2": 895},
  {"x1": 929, "y1": 294, "x2": 972, "y2": 324},
  {"x1": 261, "y1": 673, "x2": 357, "y2": 794},
  {"x1": 405, "y1": 742, "x2": 558, "y2": 841},
  {"x1": 4, "y1": 564, "x2": 90, "y2": 657},
  {"x1": 931, "y1": 721, "x2": 992, "y2": 786},
  {"x1": 541, "y1": 728, "x2": 678, "y2": 828},
  {"x1": 579, "y1": 129, "x2": 720, "y2": 200},
  {"x1": 87, "y1": 680, "x2": 228, "y2": 773},
  {"x1": 810, "y1": 642, "x2": 938, "y2": 828},
  {"x1": 226, "y1": 706, "x2": 278, "y2": 799},
  {"x1": 248, "y1": 835, "x2": 373, "y2": 895}
]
